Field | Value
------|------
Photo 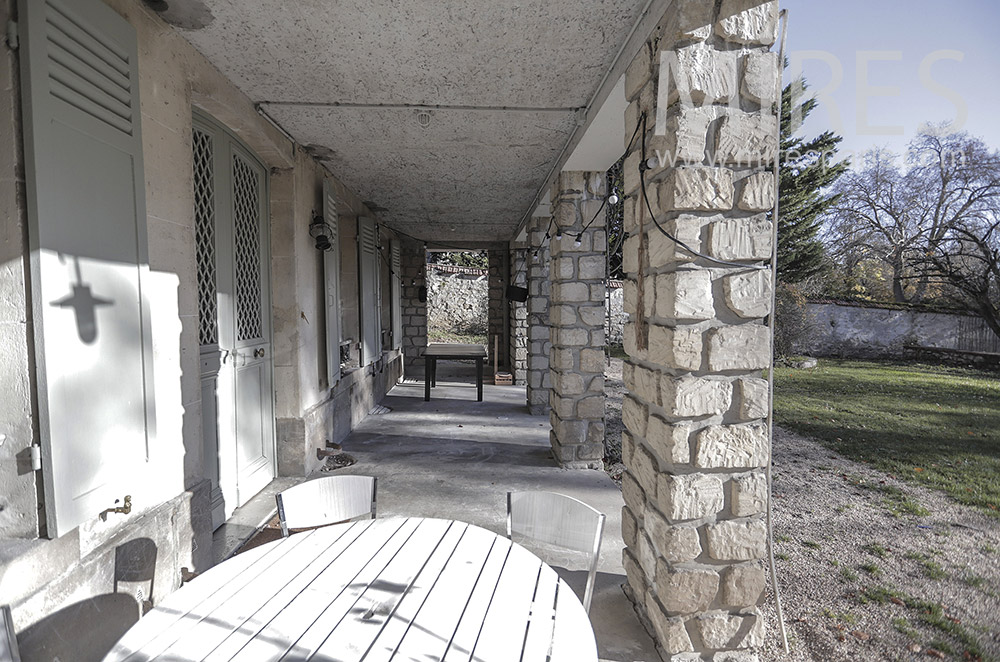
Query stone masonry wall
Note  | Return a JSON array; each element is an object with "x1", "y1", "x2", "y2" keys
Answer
[
  {"x1": 526, "y1": 215, "x2": 552, "y2": 414},
  {"x1": 510, "y1": 248, "x2": 529, "y2": 385},
  {"x1": 608, "y1": 281, "x2": 626, "y2": 345},
  {"x1": 399, "y1": 238, "x2": 428, "y2": 375},
  {"x1": 487, "y1": 249, "x2": 508, "y2": 371},
  {"x1": 619, "y1": 0, "x2": 780, "y2": 658},
  {"x1": 548, "y1": 171, "x2": 607, "y2": 469},
  {"x1": 425, "y1": 267, "x2": 489, "y2": 336}
]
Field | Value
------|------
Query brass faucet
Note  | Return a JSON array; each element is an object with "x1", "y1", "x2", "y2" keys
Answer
[{"x1": 99, "y1": 495, "x2": 132, "y2": 521}]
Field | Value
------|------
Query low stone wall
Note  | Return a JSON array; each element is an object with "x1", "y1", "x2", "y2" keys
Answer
[
  {"x1": 426, "y1": 265, "x2": 488, "y2": 336},
  {"x1": 797, "y1": 302, "x2": 1000, "y2": 358},
  {"x1": 607, "y1": 280, "x2": 626, "y2": 345}
]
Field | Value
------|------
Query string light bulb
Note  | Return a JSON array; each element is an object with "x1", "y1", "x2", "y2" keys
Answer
[
  {"x1": 607, "y1": 193, "x2": 619, "y2": 206},
  {"x1": 555, "y1": 229, "x2": 563, "y2": 241},
  {"x1": 574, "y1": 234, "x2": 583, "y2": 247}
]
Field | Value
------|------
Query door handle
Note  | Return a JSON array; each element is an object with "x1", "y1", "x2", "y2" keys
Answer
[{"x1": 254, "y1": 348, "x2": 265, "y2": 358}]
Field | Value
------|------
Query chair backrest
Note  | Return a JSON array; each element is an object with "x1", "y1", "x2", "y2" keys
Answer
[
  {"x1": 506, "y1": 491, "x2": 605, "y2": 613},
  {"x1": 276, "y1": 475, "x2": 377, "y2": 537},
  {"x1": 1, "y1": 605, "x2": 21, "y2": 662}
]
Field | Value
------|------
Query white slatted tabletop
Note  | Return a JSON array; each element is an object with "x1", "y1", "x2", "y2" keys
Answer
[{"x1": 103, "y1": 517, "x2": 598, "y2": 662}]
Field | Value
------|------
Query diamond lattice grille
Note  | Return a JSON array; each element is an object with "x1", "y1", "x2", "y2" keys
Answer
[
  {"x1": 193, "y1": 128, "x2": 218, "y2": 346},
  {"x1": 232, "y1": 153, "x2": 263, "y2": 341}
]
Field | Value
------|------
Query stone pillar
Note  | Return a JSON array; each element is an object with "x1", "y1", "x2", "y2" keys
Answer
[
  {"x1": 509, "y1": 246, "x2": 529, "y2": 385},
  {"x1": 487, "y1": 249, "x2": 507, "y2": 372},
  {"x1": 548, "y1": 171, "x2": 607, "y2": 469},
  {"x1": 399, "y1": 238, "x2": 427, "y2": 376},
  {"x1": 619, "y1": 0, "x2": 779, "y2": 658},
  {"x1": 525, "y1": 215, "x2": 552, "y2": 414}
]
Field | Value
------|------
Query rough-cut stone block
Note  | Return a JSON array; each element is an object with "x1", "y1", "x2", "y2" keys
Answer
[
  {"x1": 622, "y1": 429, "x2": 636, "y2": 466},
  {"x1": 661, "y1": 43, "x2": 738, "y2": 106},
  {"x1": 742, "y1": 51, "x2": 780, "y2": 107},
  {"x1": 661, "y1": 168, "x2": 734, "y2": 212},
  {"x1": 648, "y1": 216, "x2": 704, "y2": 266},
  {"x1": 744, "y1": 607, "x2": 766, "y2": 647},
  {"x1": 638, "y1": 531, "x2": 657, "y2": 578},
  {"x1": 578, "y1": 305, "x2": 605, "y2": 327},
  {"x1": 714, "y1": 652, "x2": 762, "y2": 662},
  {"x1": 622, "y1": 472, "x2": 646, "y2": 512},
  {"x1": 724, "y1": 270, "x2": 772, "y2": 319},
  {"x1": 708, "y1": 216, "x2": 772, "y2": 260},
  {"x1": 626, "y1": 44, "x2": 653, "y2": 101},
  {"x1": 553, "y1": 281, "x2": 590, "y2": 302},
  {"x1": 706, "y1": 519, "x2": 768, "y2": 561},
  {"x1": 622, "y1": 505, "x2": 639, "y2": 548},
  {"x1": 551, "y1": 348, "x2": 575, "y2": 371},
  {"x1": 716, "y1": 0, "x2": 779, "y2": 45},
  {"x1": 650, "y1": 106, "x2": 716, "y2": 165},
  {"x1": 624, "y1": 280, "x2": 638, "y2": 315},
  {"x1": 555, "y1": 372, "x2": 585, "y2": 397},
  {"x1": 715, "y1": 112, "x2": 779, "y2": 166},
  {"x1": 623, "y1": 322, "x2": 645, "y2": 361},
  {"x1": 696, "y1": 612, "x2": 744, "y2": 650},
  {"x1": 731, "y1": 471, "x2": 768, "y2": 517},
  {"x1": 661, "y1": 376, "x2": 733, "y2": 418},
  {"x1": 647, "y1": 417, "x2": 692, "y2": 464},
  {"x1": 707, "y1": 325, "x2": 770, "y2": 371},
  {"x1": 655, "y1": 271, "x2": 715, "y2": 320},
  {"x1": 622, "y1": 395, "x2": 649, "y2": 437},
  {"x1": 660, "y1": 0, "x2": 714, "y2": 44},
  {"x1": 633, "y1": 365, "x2": 661, "y2": 406},
  {"x1": 738, "y1": 172, "x2": 776, "y2": 212},
  {"x1": 577, "y1": 396, "x2": 604, "y2": 420},
  {"x1": 655, "y1": 562, "x2": 720, "y2": 613},
  {"x1": 657, "y1": 473, "x2": 725, "y2": 521},
  {"x1": 648, "y1": 325, "x2": 703, "y2": 372},
  {"x1": 578, "y1": 255, "x2": 606, "y2": 281},
  {"x1": 622, "y1": 234, "x2": 640, "y2": 274},
  {"x1": 580, "y1": 348, "x2": 605, "y2": 373},
  {"x1": 738, "y1": 377, "x2": 769, "y2": 420},
  {"x1": 632, "y1": 443, "x2": 660, "y2": 500},
  {"x1": 721, "y1": 563, "x2": 766, "y2": 606},
  {"x1": 645, "y1": 594, "x2": 695, "y2": 654},
  {"x1": 647, "y1": 510, "x2": 702, "y2": 562},
  {"x1": 695, "y1": 423, "x2": 769, "y2": 469}
]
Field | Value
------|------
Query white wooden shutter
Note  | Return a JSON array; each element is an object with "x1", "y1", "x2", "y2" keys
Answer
[
  {"x1": 358, "y1": 216, "x2": 380, "y2": 366},
  {"x1": 323, "y1": 180, "x2": 342, "y2": 386},
  {"x1": 390, "y1": 240, "x2": 402, "y2": 350},
  {"x1": 19, "y1": 0, "x2": 155, "y2": 537}
]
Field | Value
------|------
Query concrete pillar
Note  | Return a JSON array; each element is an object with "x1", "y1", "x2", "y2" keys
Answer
[
  {"x1": 548, "y1": 171, "x2": 607, "y2": 470},
  {"x1": 525, "y1": 215, "x2": 552, "y2": 414},
  {"x1": 487, "y1": 249, "x2": 508, "y2": 372},
  {"x1": 619, "y1": 0, "x2": 780, "y2": 657},
  {"x1": 509, "y1": 246, "x2": 529, "y2": 385},
  {"x1": 399, "y1": 238, "x2": 427, "y2": 376}
]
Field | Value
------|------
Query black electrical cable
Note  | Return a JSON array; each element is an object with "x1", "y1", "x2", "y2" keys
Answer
[{"x1": 637, "y1": 111, "x2": 769, "y2": 271}]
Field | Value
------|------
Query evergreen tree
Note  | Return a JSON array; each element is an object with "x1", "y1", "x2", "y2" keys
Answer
[{"x1": 776, "y1": 78, "x2": 849, "y2": 283}]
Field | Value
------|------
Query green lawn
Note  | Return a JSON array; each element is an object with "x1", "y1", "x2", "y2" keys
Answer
[{"x1": 773, "y1": 359, "x2": 1000, "y2": 516}]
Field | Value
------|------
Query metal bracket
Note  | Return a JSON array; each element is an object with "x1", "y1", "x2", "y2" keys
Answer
[
  {"x1": 5, "y1": 20, "x2": 17, "y2": 50},
  {"x1": 30, "y1": 444, "x2": 41, "y2": 471}
]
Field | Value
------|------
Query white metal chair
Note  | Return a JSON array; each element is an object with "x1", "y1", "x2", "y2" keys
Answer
[
  {"x1": 506, "y1": 491, "x2": 606, "y2": 613},
  {"x1": 1, "y1": 605, "x2": 20, "y2": 662},
  {"x1": 275, "y1": 475, "x2": 377, "y2": 537}
]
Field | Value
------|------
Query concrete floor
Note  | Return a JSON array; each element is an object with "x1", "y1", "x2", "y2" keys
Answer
[{"x1": 215, "y1": 362, "x2": 661, "y2": 662}]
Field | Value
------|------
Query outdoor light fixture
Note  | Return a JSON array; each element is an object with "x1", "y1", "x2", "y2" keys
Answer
[
  {"x1": 607, "y1": 193, "x2": 620, "y2": 205},
  {"x1": 309, "y1": 211, "x2": 334, "y2": 252},
  {"x1": 555, "y1": 229, "x2": 563, "y2": 241},
  {"x1": 574, "y1": 234, "x2": 583, "y2": 247}
]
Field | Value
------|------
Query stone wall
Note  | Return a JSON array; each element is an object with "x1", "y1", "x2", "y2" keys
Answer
[
  {"x1": 425, "y1": 266, "x2": 489, "y2": 336},
  {"x1": 488, "y1": 249, "x2": 509, "y2": 371},
  {"x1": 510, "y1": 248, "x2": 529, "y2": 384},
  {"x1": 619, "y1": 0, "x2": 779, "y2": 657},
  {"x1": 608, "y1": 281, "x2": 626, "y2": 345},
  {"x1": 526, "y1": 216, "x2": 552, "y2": 414},
  {"x1": 797, "y1": 302, "x2": 1000, "y2": 358},
  {"x1": 399, "y1": 239, "x2": 429, "y2": 375}
]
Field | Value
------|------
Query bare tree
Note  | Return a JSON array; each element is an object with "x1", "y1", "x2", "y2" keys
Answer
[{"x1": 825, "y1": 129, "x2": 1000, "y2": 305}]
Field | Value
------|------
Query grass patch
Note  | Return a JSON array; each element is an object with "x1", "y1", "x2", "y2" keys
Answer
[
  {"x1": 964, "y1": 574, "x2": 985, "y2": 588},
  {"x1": 844, "y1": 475, "x2": 931, "y2": 517},
  {"x1": 801, "y1": 540, "x2": 821, "y2": 550},
  {"x1": 860, "y1": 562, "x2": 883, "y2": 577},
  {"x1": 858, "y1": 586, "x2": 991, "y2": 661},
  {"x1": 775, "y1": 534, "x2": 791, "y2": 543},
  {"x1": 607, "y1": 344, "x2": 628, "y2": 360},
  {"x1": 774, "y1": 359, "x2": 1000, "y2": 516},
  {"x1": 862, "y1": 542, "x2": 889, "y2": 558},
  {"x1": 775, "y1": 552, "x2": 790, "y2": 561},
  {"x1": 892, "y1": 617, "x2": 917, "y2": 638},
  {"x1": 840, "y1": 567, "x2": 858, "y2": 582},
  {"x1": 982, "y1": 543, "x2": 997, "y2": 554},
  {"x1": 921, "y1": 559, "x2": 947, "y2": 580},
  {"x1": 834, "y1": 503, "x2": 853, "y2": 513}
]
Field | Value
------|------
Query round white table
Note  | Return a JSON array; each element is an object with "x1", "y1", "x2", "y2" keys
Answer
[{"x1": 103, "y1": 517, "x2": 598, "y2": 661}]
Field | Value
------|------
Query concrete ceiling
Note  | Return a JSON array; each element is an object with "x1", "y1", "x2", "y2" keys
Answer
[{"x1": 162, "y1": 0, "x2": 652, "y2": 244}]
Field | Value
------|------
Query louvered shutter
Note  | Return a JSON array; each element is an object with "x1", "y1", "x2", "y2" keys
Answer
[
  {"x1": 358, "y1": 216, "x2": 380, "y2": 366},
  {"x1": 390, "y1": 240, "x2": 402, "y2": 350},
  {"x1": 323, "y1": 180, "x2": 342, "y2": 386},
  {"x1": 19, "y1": 0, "x2": 155, "y2": 537}
]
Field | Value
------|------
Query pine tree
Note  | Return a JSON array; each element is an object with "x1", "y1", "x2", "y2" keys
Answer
[{"x1": 776, "y1": 78, "x2": 849, "y2": 283}]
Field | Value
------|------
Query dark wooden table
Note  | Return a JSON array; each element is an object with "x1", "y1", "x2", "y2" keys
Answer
[{"x1": 423, "y1": 343, "x2": 487, "y2": 401}]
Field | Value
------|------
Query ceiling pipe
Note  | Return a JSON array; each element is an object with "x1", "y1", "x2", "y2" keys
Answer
[{"x1": 510, "y1": 0, "x2": 674, "y2": 244}]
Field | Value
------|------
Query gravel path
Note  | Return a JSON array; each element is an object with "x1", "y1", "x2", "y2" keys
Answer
[{"x1": 603, "y1": 358, "x2": 1000, "y2": 661}]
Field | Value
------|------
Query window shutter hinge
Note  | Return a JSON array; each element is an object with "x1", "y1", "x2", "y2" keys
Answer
[
  {"x1": 5, "y1": 20, "x2": 17, "y2": 50},
  {"x1": 30, "y1": 443, "x2": 41, "y2": 471}
]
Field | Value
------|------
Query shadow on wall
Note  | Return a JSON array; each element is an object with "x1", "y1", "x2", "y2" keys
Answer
[
  {"x1": 17, "y1": 593, "x2": 140, "y2": 662},
  {"x1": 114, "y1": 537, "x2": 157, "y2": 613}
]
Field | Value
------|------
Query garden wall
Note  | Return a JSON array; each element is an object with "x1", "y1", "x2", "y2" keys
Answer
[
  {"x1": 426, "y1": 265, "x2": 489, "y2": 336},
  {"x1": 797, "y1": 301, "x2": 1000, "y2": 358}
]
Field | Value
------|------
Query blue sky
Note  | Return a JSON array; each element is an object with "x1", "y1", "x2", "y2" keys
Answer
[{"x1": 781, "y1": 0, "x2": 1000, "y2": 162}]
